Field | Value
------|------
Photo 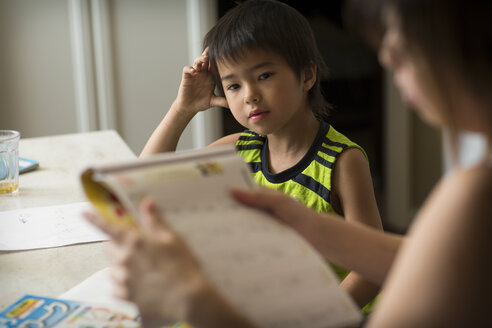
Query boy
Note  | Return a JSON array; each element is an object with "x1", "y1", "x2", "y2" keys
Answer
[{"x1": 141, "y1": 0, "x2": 382, "y2": 311}]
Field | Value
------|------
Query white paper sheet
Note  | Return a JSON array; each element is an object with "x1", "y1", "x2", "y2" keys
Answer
[
  {"x1": 60, "y1": 267, "x2": 139, "y2": 317},
  {"x1": 0, "y1": 202, "x2": 108, "y2": 251}
]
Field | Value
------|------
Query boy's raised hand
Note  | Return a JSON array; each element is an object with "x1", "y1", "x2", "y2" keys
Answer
[
  {"x1": 140, "y1": 48, "x2": 229, "y2": 155},
  {"x1": 176, "y1": 48, "x2": 228, "y2": 114}
]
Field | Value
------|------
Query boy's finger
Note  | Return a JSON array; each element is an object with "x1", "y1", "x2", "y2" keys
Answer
[
  {"x1": 202, "y1": 48, "x2": 211, "y2": 71},
  {"x1": 184, "y1": 65, "x2": 196, "y2": 75},
  {"x1": 211, "y1": 96, "x2": 229, "y2": 109},
  {"x1": 192, "y1": 56, "x2": 207, "y2": 71},
  {"x1": 192, "y1": 59, "x2": 200, "y2": 71}
]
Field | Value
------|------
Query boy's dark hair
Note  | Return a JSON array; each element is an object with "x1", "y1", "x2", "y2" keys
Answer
[{"x1": 203, "y1": 0, "x2": 331, "y2": 121}]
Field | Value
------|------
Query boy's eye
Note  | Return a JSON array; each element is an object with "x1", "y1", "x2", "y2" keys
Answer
[
  {"x1": 226, "y1": 83, "x2": 240, "y2": 91},
  {"x1": 259, "y1": 72, "x2": 273, "y2": 80}
]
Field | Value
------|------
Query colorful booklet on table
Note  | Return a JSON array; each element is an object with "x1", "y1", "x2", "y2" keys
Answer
[
  {"x1": 80, "y1": 145, "x2": 362, "y2": 328},
  {"x1": 0, "y1": 295, "x2": 141, "y2": 328},
  {"x1": 0, "y1": 294, "x2": 191, "y2": 328}
]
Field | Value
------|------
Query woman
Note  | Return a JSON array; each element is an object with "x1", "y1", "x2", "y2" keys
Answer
[{"x1": 86, "y1": 0, "x2": 492, "y2": 327}]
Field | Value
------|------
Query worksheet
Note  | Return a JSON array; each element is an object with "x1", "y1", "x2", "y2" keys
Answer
[{"x1": 0, "y1": 202, "x2": 108, "y2": 251}]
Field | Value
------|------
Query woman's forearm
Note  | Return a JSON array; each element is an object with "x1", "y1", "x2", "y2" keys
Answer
[
  {"x1": 300, "y1": 215, "x2": 403, "y2": 285},
  {"x1": 232, "y1": 188, "x2": 403, "y2": 286}
]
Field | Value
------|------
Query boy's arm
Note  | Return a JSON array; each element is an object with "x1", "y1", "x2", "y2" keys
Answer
[
  {"x1": 331, "y1": 148, "x2": 384, "y2": 307},
  {"x1": 207, "y1": 132, "x2": 243, "y2": 148},
  {"x1": 140, "y1": 49, "x2": 228, "y2": 157},
  {"x1": 140, "y1": 100, "x2": 197, "y2": 156},
  {"x1": 331, "y1": 148, "x2": 383, "y2": 229},
  {"x1": 340, "y1": 272, "x2": 380, "y2": 309},
  {"x1": 140, "y1": 110, "x2": 242, "y2": 156}
]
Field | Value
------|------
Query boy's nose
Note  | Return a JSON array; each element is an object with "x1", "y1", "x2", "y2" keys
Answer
[
  {"x1": 246, "y1": 95, "x2": 259, "y2": 104},
  {"x1": 244, "y1": 86, "x2": 261, "y2": 104}
]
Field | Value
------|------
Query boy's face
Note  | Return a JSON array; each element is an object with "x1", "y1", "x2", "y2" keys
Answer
[{"x1": 217, "y1": 49, "x2": 315, "y2": 136}]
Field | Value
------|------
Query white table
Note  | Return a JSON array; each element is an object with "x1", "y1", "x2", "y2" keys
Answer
[{"x1": 0, "y1": 130, "x2": 136, "y2": 309}]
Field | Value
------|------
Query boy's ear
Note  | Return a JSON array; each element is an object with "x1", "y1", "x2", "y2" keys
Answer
[{"x1": 303, "y1": 62, "x2": 317, "y2": 91}]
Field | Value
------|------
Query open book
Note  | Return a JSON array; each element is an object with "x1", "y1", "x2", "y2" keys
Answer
[{"x1": 80, "y1": 146, "x2": 362, "y2": 328}]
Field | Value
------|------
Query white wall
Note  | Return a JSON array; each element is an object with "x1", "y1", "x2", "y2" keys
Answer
[
  {"x1": 0, "y1": 0, "x2": 219, "y2": 154},
  {"x1": 109, "y1": 0, "x2": 192, "y2": 152},
  {"x1": 0, "y1": 0, "x2": 78, "y2": 136}
]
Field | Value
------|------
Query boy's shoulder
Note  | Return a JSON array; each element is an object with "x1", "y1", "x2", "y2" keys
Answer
[
  {"x1": 324, "y1": 123, "x2": 353, "y2": 145},
  {"x1": 208, "y1": 133, "x2": 243, "y2": 148},
  {"x1": 324, "y1": 122, "x2": 368, "y2": 161}
]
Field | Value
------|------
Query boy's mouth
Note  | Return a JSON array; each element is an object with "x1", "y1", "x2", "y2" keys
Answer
[{"x1": 248, "y1": 109, "x2": 269, "y2": 122}]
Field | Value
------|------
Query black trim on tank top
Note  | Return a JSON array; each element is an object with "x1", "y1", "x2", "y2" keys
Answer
[
  {"x1": 260, "y1": 121, "x2": 330, "y2": 183},
  {"x1": 236, "y1": 144, "x2": 263, "y2": 152},
  {"x1": 237, "y1": 133, "x2": 266, "y2": 142}
]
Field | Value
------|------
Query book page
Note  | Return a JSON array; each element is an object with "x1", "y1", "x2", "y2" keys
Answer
[
  {"x1": 95, "y1": 148, "x2": 254, "y2": 223},
  {"x1": 85, "y1": 146, "x2": 361, "y2": 328}
]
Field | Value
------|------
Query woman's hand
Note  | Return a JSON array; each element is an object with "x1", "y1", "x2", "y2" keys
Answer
[
  {"x1": 231, "y1": 186, "x2": 318, "y2": 235},
  {"x1": 85, "y1": 199, "x2": 209, "y2": 326},
  {"x1": 232, "y1": 187, "x2": 400, "y2": 286},
  {"x1": 175, "y1": 48, "x2": 228, "y2": 115}
]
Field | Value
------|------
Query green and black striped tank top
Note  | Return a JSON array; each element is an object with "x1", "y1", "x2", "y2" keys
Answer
[
  {"x1": 235, "y1": 121, "x2": 368, "y2": 214},
  {"x1": 237, "y1": 122, "x2": 378, "y2": 313}
]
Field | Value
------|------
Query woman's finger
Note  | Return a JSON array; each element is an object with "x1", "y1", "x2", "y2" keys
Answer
[
  {"x1": 112, "y1": 281, "x2": 130, "y2": 301},
  {"x1": 110, "y1": 265, "x2": 129, "y2": 286},
  {"x1": 83, "y1": 210, "x2": 127, "y2": 242},
  {"x1": 139, "y1": 198, "x2": 174, "y2": 240},
  {"x1": 231, "y1": 187, "x2": 287, "y2": 212},
  {"x1": 106, "y1": 240, "x2": 133, "y2": 266}
]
